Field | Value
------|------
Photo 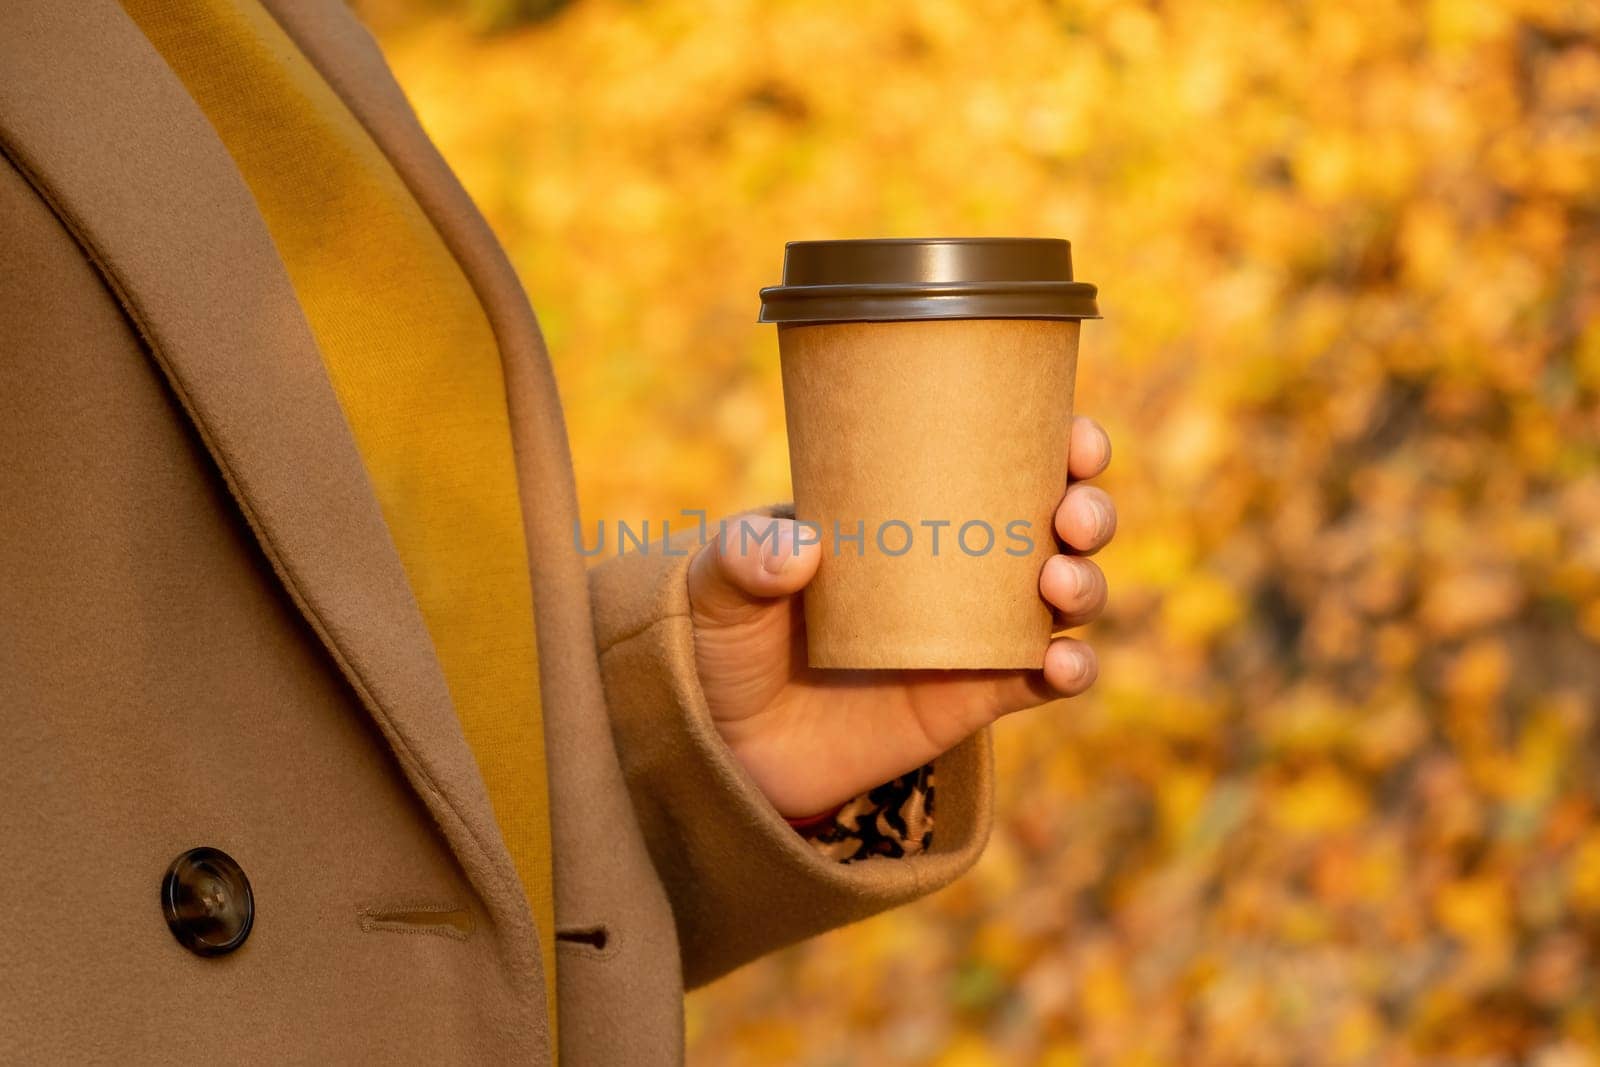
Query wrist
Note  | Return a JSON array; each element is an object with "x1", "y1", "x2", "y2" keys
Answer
[{"x1": 783, "y1": 800, "x2": 846, "y2": 831}]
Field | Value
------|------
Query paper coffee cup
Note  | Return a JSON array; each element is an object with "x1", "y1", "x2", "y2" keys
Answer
[{"x1": 759, "y1": 238, "x2": 1099, "y2": 670}]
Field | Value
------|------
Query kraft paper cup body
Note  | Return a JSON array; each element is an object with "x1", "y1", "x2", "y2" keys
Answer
[{"x1": 779, "y1": 317, "x2": 1079, "y2": 669}]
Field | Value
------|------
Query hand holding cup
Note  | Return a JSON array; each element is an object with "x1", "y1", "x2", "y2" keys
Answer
[{"x1": 686, "y1": 238, "x2": 1113, "y2": 818}]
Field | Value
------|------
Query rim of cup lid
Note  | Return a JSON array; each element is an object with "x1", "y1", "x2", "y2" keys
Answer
[{"x1": 759, "y1": 237, "x2": 1100, "y2": 324}]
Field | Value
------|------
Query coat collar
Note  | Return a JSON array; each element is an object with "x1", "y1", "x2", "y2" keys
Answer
[{"x1": 0, "y1": 0, "x2": 539, "y2": 963}]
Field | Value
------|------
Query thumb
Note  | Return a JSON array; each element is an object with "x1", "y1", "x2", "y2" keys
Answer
[{"x1": 688, "y1": 515, "x2": 822, "y2": 627}]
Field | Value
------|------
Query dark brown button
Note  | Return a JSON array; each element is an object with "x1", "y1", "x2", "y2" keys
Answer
[{"x1": 161, "y1": 847, "x2": 253, "y2": 957}]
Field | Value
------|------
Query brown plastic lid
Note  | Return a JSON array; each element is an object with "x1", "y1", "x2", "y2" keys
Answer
[{"x1": 759, "y1": 237, "x2": 1099, "y2": 324}]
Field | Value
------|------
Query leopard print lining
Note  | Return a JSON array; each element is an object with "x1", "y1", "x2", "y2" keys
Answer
[{"x1": 799, "y1": 762, "x2": 934, "y2": 863}]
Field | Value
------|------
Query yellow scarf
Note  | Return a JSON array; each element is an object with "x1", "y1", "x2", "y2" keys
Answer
[{"x1": 119, "y1": 0, "x2": 559, "y2": 1042}]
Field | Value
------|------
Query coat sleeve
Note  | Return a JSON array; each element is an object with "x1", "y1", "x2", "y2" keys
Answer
[{"x1": 587, "y1": 519, "x2": 996, "y2": 990}]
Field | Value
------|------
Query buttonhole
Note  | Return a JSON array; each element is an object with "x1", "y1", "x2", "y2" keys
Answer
[
  {"x1": 556, "y1": 924, "x2": 609, "y2": 951},
  {"x1": 360, "y1": 905, "x2": 474, "y2": 940}
]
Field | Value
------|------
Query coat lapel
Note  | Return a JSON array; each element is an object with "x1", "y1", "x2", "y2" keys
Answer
[
  {"x1": 0, "y1": 0, "x2": 535, "y2": 949},
  {"x1": 249, "y1": 0, "x2": 650, "y2": 951}
]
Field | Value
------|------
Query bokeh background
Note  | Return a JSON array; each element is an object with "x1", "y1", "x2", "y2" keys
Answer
[{"x1": 353, "y1": 0, "x2": 1600, "y2": 1062}]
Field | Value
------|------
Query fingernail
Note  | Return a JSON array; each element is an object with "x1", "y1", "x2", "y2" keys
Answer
[
  {"x1": 1069, "y1": 559, "x2": 1092, "y2": 598},
  {"x1": 762, "y1": 523, "x2": 794, "y2": 574},
  {"x1": 1091, "y1": 498, "x2": 1114, "y2": 541},
  {"x1": 1067, "y1": 647, "x2": 1092, "y2": 682}
]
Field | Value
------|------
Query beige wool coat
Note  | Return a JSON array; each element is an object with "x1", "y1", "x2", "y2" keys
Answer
[{"x1": 0, "y1": 1, "x2": 995, "y2": 1062}]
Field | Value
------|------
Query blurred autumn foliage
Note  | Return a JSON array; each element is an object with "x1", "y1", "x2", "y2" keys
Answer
[{"x1": 354, "y1": 0, "x2": 1600, "y2": 1061}]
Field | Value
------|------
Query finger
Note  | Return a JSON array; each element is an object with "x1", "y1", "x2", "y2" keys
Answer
[
  {"x1": 1068, "y1": 415, "x2": 1112, "y2": 481},
  {"x1": 1042, "y1": 637, "x2": 1098, "y2": 696},
  {"x1": 688, "y1": 515, "x2": 822, "y2": 627},
  {"x1": 917, "y1": 667, "x2": 1058, "y2": 725},
  {"x1": 1039, "y1": 554, "x2": 1108, "y2": 627},
  {"x1": 966, "y1": 638, "x2": 1099, "y2": 720},
  {"x1": 1054, "y1": 483, "x2": 1117, "y2": 554}
]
